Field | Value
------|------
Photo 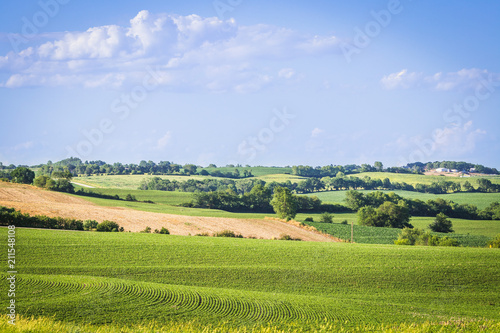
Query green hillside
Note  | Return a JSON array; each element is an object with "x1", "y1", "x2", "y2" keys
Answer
[{"x1": 1, "y1": 228, "x2": 499, "y2": 331}]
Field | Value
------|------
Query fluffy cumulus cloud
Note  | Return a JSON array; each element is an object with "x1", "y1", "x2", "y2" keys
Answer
[
  {"x1": 390, "y1": 121, "x2": 487, "y2": 164},
  {"x1": 0, "y1": 10, "x2": 339, "y2": 91},
  {"x1": 381, "y1": 68, "x2": 500, "y2": 91}
]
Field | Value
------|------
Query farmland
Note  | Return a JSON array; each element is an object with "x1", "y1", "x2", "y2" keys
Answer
[
  {"x1": 1, "y1": 228, "x2": 500, "y2": 331},
  {"x1": 305, "y1": 190, "x2": 500, "y2": 209},
  {"x1": 2, "y1": 167, "x2": 500, "y2": 332}
]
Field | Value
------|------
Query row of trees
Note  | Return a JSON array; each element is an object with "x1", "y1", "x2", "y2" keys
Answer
[
  {"x1": 345, "y1": 190, "x2": 500, "y2": 220},
  {"x1": 138, "y1": 173, "x2": 499, "y2": 195},
  {"x1": 291, "y1": 161, "x2": 499, "y2": 178},
  {"x1": 297, "y1": 176, "x2": 498, "y2": 194},
  {"x1": 291, "y1": 163, "x2": 385, "y2": 178},
  {"x1": 35, "y1": 158, "x2": 254, "y2": 179},
  {"x1": 0, "y1": 206, "x2": 124, "y2": 232},
  {"x1": 190, "y1": 185, "x2": 325, "y2": 214}
]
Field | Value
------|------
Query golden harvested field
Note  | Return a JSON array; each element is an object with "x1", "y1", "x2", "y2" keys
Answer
[{"x1": 0, "y1": 182, "x2": 334, "y2": 242}]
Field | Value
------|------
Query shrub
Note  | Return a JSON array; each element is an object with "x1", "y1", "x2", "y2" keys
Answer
[
  {"x1": 33, "y1": 175, "x2": 55, "y2": 189},
  {"x1": 340, "y1": 220, "x2": 348, "y2": 225},
  {"x1": 320, "y1": 212, "x2": 333, "y2": 223},
  {"x1": 278, "y1": 234, "x2": 301, "y2": 241},
  {"x1": 394, "y1": 238, "x2": 411, "y2": 246},
  {"x1": 141, "y1": 226, "x2": 152, "y2": 233},
  {"x1": 304, "y1": 217, "x2": 314, "y2": 222},
  {"x1": 125, "y1": 194, "x2": 137, "y2": 201},
  {"x1": 96, "y1": 220, "x2": 120, "y2": 232},
  {"x1": 395, "y1": 227, "x2": 424, "y2": 245},
  {"x1": 488, "y1": 234, "x2": 500, "y2": 248},
  {"x1": 395, "y1": 227, "x2": 460, "y2": 247},
  {"x1": 154, "y1": 227, "x2": 170, "y2": 234},
  {"x1": 83, "y1": 220, "x2": 99, "y2": 231},
  {"x1": 213, "y1": 230, "x2": 243, "y2": 238},
  {"x1": 438, "y1": 236, "x2": 460, "y2": 247},
  {"x1": 195, "y1": 232, "x2": 210, "y2": 237},
  {"x1": 429, "y1": 213, "x2": 454, "y2": 233}
]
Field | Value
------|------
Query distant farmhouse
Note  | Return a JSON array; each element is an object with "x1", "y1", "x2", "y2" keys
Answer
[{"x1": 435, "y1": 168, "x2": 451, "y2": 172}]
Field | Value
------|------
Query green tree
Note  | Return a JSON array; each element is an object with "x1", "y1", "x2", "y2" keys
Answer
[
  {"x1": 358, "y1": 201, "x2": 412, "y2": 228},
  {"x1": 51, "y1": 170, "x2": 73, "y2": 180},
  {"x1": 11, "y1": 167, "x2": 35, "y2": 184},
  {"x1": 344, "y1": 190, "x2": 368, "y2": 211},
  {"x1": 374, "y1": 161, "x2": 383, "y2": 172},
  {"x1": 96, "y1": 220, "x2": 120, "y2": 232},
  {"x1": 428, "y1": 213, "x2": 454, "y2": 233},
  {"x1": 183, "y1": 164, "x2": 198, "y2": 175},
  {"x1": 243, "y1": 184, "x2": 272, "y2": 212},
  {"x1": 33, "y1": 175, "x2": 55, "y2": 189},
  {"x1": 271, "y1": 186, "x2": 297, "y2": 221},
  {"x1": 320, "y1": 212, "x2": 333, "y2": 223},
  {"x1": 462, "y1": 181, "x2": 474, "y2": 192}
]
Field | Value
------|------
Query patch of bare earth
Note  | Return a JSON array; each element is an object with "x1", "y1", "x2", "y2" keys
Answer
[{"x1": 0, "y1": 182, "x2": 335, "y2": 242}]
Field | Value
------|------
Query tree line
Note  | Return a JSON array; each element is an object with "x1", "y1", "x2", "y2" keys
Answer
[
  {"x1": 291, "y1": 160, "x2": 499, "y2": 177},
  {"x1": 345, "y1": 190, "x2": 500, "y2": 220},
  {"x1": 139, "y1": 174, "x2": 499, "y2": 195},
  {"x1": 32, "y1": 158, "x2": 254, "y2": 179},
  {"x1": 187, "y1": 185, "x2": 349, "y2": 214}
]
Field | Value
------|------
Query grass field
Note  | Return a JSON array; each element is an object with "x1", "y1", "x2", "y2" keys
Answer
[
  {"x1": 1, "y1": 228, "x2": 499, "y2": 331},
  {"x1": 75, "y1": 173, "x2": 305, "y2": 189},
  {"x1": 199, "y1": 166, "x2": 293, "y2": 177},
  {"x1": 74, "y1": 174, "x2": 227, "y2": 189},
  {"x1": 304, "y1": 190, "x2": 500, "y2": 209},
  {"x1": 356, "y1": 172, "x2": 500, "y2": 187},
  {"x1": 76, "y1": 187, "x2": 194, "y2": 206}
]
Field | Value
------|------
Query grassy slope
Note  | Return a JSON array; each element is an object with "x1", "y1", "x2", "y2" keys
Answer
[{"x1": 1, "y1": 228, "x2": 499, "y2": 330}]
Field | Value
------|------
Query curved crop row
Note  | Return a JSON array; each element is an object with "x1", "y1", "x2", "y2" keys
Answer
[{"x1": 12, "y1": 275, "x2": 349, "y2": 324}]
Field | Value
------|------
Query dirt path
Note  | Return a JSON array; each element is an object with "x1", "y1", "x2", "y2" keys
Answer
[
  {"x1": 71, "y1": 181, "x2": 95, "y2": 188},
  {"x1": 0, "y1": 182, "x2": 335, "y2": 242}
]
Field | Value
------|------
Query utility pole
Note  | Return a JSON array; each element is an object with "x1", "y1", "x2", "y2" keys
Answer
[{"x1": 351, "y1": 222, "x2": 354, "y2": 243}]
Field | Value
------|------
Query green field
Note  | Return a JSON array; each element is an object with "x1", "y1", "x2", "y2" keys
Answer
[
  {"x1": 74, "y1": 172, "x2": 305, "y2": 190},
  {"x1": 304, "y1": 190, "x2": 500, "y2": 209},
  {"x1": 356, "y1": 172, "x2": 500, "y2": 186},
  {"x1": 76, "y1": 187, "x2": 194, "y2": 206},
  {"x1": 200, "y1": 166, "x2": 293, "y2": 177},
  {"x1": 74, "y1": 174, "x2": 227, "y2": 189},
  {"x1": 1, "y1": 228, "x2": 500, "y2": 331}
]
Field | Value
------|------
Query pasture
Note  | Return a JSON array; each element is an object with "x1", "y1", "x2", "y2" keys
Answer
[{"x1": 1, "y1": 228, "x2": 499, "y2": 331}]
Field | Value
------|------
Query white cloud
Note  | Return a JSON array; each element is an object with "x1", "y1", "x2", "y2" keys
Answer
[
  {"x1": 380, "y1": 69, "x2": 422, "y2": 90},
  {"x1": 311, "y1": 128, "x2": 324, "y2": 138},
  {"x1": 0, "y1": 11, "x2": 340, "y2": 91},
  {"x1": 390, "y1": 121, "x2": 487, "y2": 163},
  {"x1": 278, "y1": 68, "x2": 295, "y2": 79},
  {"x1": 381, "y1": 68, "x2": 500, "y2": 91},
  {"x1": 154, "y1": 132, "x2": 172, "y2": 150},
  {"x1": 432, "y1": 121, "x2": 486, "y2": 155}
]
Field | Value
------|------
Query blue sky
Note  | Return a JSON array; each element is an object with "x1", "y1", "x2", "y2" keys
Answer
[{"x1": 1, "y1": 0, "x2": 499, "y2": 168}]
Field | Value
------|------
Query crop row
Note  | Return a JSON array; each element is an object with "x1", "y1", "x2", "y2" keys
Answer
[{"x1": 12, "y1": 275, "x2": 349, "y2": 324}]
